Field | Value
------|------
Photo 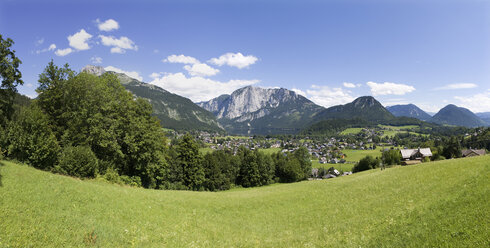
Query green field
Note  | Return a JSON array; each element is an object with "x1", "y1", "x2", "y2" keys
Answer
[
  {"x1": 258, "y1": 147, "x2": 281, "y2": 154},
  {"x1": 1, "y1": 156, "x2": 488, "y2": 247},
  {"x1": 342, "y1": 149, "x2": 382, "y2": 162},
  {"x1": 340, "y1": 128, "x2": 363, "y2": 135},
  {"x1": 311, "y1": 160, "x2": 354, "y2": 172},
  {"x1": 378, "y1": 125, "x2": 419, "y2": 130}
]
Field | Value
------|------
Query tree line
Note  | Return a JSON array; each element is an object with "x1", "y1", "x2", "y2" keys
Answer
[{"x1": 0, "y1": 36, "x2": 311, "y2": 191}]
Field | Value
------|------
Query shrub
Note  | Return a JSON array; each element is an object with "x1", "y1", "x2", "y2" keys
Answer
[
  {"x1": 352, "y1": 155, "x2": 380, "y2": 173},
  {"x1": 54, "y1": 146, "x2": 98, "y2": 178}
]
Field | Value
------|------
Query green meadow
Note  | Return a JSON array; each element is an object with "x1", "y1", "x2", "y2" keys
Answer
[
  {"x1": 340, "y1": 128, "x2": 363, "y2": 135},
  {"x1": 311, "y1": 160, "x2": 354, "y2": 172},
  {"x1": 0, "y1": 156, "x2": 488, "y2": 247},
  {"x1": 342, "y1": 149, "x2": 381, "y2": 162}
]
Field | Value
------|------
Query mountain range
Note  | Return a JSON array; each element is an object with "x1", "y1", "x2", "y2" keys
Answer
[
  {"x1": 82, "y1": 65, "x2": 223, "y2": 132},
  {"x1": 81, "y1": 65, "x2": 488, "y2": 133},
  {"x1": 198, "y1": 86, "x2": 324, "y2": 134},
  {"x1": 386, "y1": 104, "x2": 432, "y2": 121},
  {"x1": 429, "y1": 104, "x2": 487, "y2": 128}
]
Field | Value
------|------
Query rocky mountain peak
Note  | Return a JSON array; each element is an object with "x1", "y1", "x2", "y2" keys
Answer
[
  {"x1": 352, "y1": 96, "x2": 379, "y2": 108},
  {"x1": 81, "y1": 65, "x2": 105, "y2": 76}
]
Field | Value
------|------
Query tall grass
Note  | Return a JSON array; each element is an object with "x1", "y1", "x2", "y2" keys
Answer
[{"x1": 0, "y1": 156, "x2": 488, "y2": 247}]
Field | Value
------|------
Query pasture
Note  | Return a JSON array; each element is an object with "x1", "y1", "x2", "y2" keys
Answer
[{"x1": 0, "y1": 156, "x2": 488, "y2": 247}]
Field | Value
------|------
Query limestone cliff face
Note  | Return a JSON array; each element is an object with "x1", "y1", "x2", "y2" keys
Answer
[
  {"x1": 81, "y1": 65, "x2": 106, "y2": 76},
  {"x1": 199, "y1": 86, "x2": 311, "y2": 120},
  {"x1": 198, "y1": 86, "x2": 325, "y2": 134}
]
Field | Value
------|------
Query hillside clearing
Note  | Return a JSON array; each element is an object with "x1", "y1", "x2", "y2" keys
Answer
[{"x1": 0, "y1": 156, "x2": 488, "y2": 247}]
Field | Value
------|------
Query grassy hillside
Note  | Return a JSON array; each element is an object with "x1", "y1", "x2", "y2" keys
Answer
[{"x1": 1, "y1": 156, "x2": 488, "y2": 247}]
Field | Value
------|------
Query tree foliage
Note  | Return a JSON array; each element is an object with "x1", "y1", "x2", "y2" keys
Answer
[
  {"x1": 352, "y1": 155, "x2": 380, "y2": 173},
  {"x1": 0, "y1": 34, "x2": 23, "y2": 127},
  {"x1": 5, "y1": 105, "x2": 60, "y2": 170},
  {"x1": 174, "y1": 134, "x2": 205, "y2": 190},
  {"x1": 5, "y1": 62, "x2": 170, "y2": 188},
  {"x1": 54, "y1": 146, "x2": 98, "y2": 178},
  {"x1": 382, "y1": 148, "x2": 401, "y2": 166}
]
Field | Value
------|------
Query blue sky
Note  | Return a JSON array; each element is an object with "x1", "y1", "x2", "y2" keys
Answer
[{"x1": 1, "y1": 0, "x2": 489, "y2": 112}]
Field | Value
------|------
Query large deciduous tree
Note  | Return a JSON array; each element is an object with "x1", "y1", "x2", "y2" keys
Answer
[{"x1": 0, "y1": 35, "x2": 23, "y2": 127}]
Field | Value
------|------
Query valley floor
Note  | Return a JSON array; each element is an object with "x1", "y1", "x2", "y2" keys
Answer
[{"x1": 0, "y1": 156, "x2": 489, "y2": 247}]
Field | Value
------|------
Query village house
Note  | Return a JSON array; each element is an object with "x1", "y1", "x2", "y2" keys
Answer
[
  {"x1": 461, "y1": 149, "x2": 486, "y2": 157},
  {"x1": 400, "y1": 148, "x2": 432, "y2": 161}
]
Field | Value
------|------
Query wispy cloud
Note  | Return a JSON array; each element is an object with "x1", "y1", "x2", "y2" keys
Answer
[
  {"x1": 55, "y1": 48, "x2": 73, "y2": 56},
  {"x1": 36, "y1": 44, "x2": 56, "y2": 54},
  {"x1": 454, "y1": 90, "x2": 490, "y2": 113},
  {"x1": 434, "y1": 83, "x2": 478, "y2": 90},
  {"x1": 163, "y1": 54, "x2": 200, "y2": 64},
  {"x1": 306, "y1": 85, "x2": 355, "y2": 107},
  {"x1": 90, "y1": 56, "x2": 103, "y2": 64},
  {"x1": 99, "y1": 35, "x2": 138, "y2": 54},
  {"x1": 105, "y1": 66, "x2": 143, "y2": 81},
  {"x1": 209, "y1": 52, "x2": 258, "y2": 69},
  {"x1": 184, "y1": 63, "x2": 219, "y2": 77},
  {"x1": 366, "y1": 81, "x2": 415, "y2": 96}
]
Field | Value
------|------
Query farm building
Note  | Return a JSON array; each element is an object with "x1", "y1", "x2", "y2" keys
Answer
[
  {"x1": 400, "y1": 148, "x2": 432, "y2": 161},
  {"x1": 462, "y1": 149, "x2": 486, "y2": 157}
]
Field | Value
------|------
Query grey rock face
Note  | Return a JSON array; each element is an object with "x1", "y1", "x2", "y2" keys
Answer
[
  {"x1": 198, "y1": 86, "x2": 299, "y2": 120},
  {"x1": 81, "y1": 65, "x2": 106, "y2": 76}
]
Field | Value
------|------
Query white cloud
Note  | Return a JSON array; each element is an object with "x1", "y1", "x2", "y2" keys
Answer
[
  {"x1": 55, "y1": 48, "x2": 73, "y2": 56},
  {"x1": 110, "y1": 47, "x2": 125, "y2": 54},
  {"x1": 184, "y1": 63, "x2": 219, "y2": 77},
  {"x1": 149, "y1": 72, "x2": 259, "y2": 102},
  {"x1": 36, "y1": 38, "x2": 44, "y2": 46},
  {"x1": 163, "y1": 54, "x2": 200, "y2": 64},
  {"x1": 381, "y1": 98, "x2": 409, "y2": 107},
  {"x1": 99, "y1": 35, "x2": 138, "y2": 53},
  {"x1": 209, "y1": 52, "x2": 258, "y2": 69},
  {"x1": 97, "y1": 18, "x2": 119, "y2": 32},
  {"x1": 149, "y1": 72, "x2": 162, "y2": 79},
  {"x1": 153, "y1": 49, "x2": 160, "y2": 54},
  {"x1": 36, "y1": 43, "x2": 56, "y2": 54},
  {"x1": 306, "y1": 85, "x2": 355, "y2": 107},
  {"x1": 91, "y1": 56, "x2": 103, "y2": 64},
  {"x1": 292, "y1": 88, "x2": 307, "y2": 97},
  {"x1": 343, "y1": 82, "x2": 357, "y2": 88},
  {"x1": 26, "y1": 83, "x2": 34, "y2": 88},
  {"x1": 68, "y1": 29, "x2": 92, "y2": 50},
  {"x1": 104, "y1": 66, "x2": 143, "y2": 81},
  {"x1": 435, "y1": 83, "x2": 478, "y2": 90},
  {"x1": 417, "y1": 103, "x2": 443, "y2": 113},
  {"x1": 366, "y1": 81, "x2": 415, "y2": 96},
  {"x1": 454, "y1": 90, "x2": 490, "y2": 113}
]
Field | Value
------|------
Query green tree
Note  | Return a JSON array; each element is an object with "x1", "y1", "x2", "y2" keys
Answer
[
  {"x1": 442, "y1": 136, "x2": 462, "y2": 159},
  {"x1": 202, "y1": 150, "x2": 239, "y2": 191},
  {"x1": 0, "y1": 35, "x2": 23, "y2": 127},
  {"x1": 352, "y1": 155, "x2": 379, "y2": 173},
  {"x1": 33, "y1": 63, "x2": 168, "y2": 188},
  {"x1": 382, "y1": 148, "x2": 401, "y2": 166},
  {"x1": 273, "y1": 152, "x2": 304, "y2": 183},
  {"x1": 54, "y1": 146, "x2": 98, "y2": 178},
  {"x1": 237, "y1": 147, "x2": 275, "y2": 187},
  {"x1": 6, "y1": 104, "x2": 59, "y2": 170},
  {"x1": 175, "y1": 134, "x2": 204, "y2": 190},
  {"x1": 293, "y1": 146, "x2": 312, "y2": 179}
]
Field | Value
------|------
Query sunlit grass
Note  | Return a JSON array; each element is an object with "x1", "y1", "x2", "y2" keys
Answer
[{"x1": 0, "y1": 156, "x2": 488, "y2": 247}]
